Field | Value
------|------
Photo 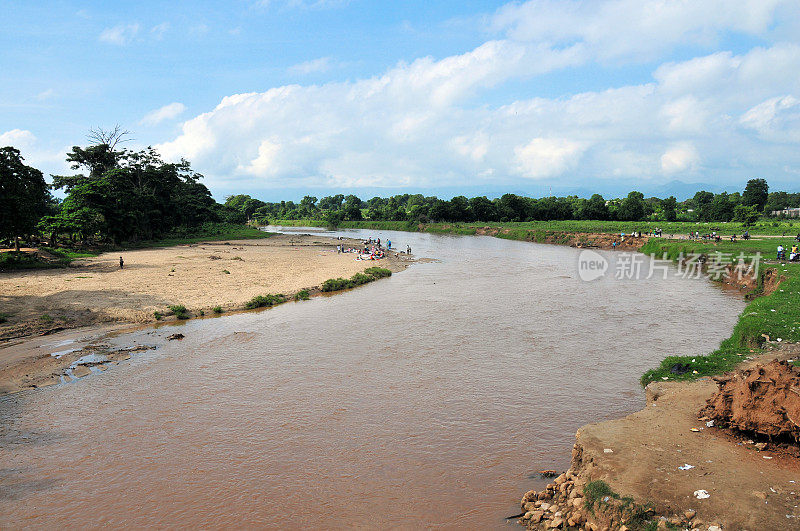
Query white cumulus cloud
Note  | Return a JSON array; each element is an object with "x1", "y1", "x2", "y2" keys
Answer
[
  {"x1": 141, "y1": 102, "x2": 187, "y2": 126},
  {"x1": 0, "y1": 129, "x2": 37, "y2": 149},
  {"x1": 154, "y1": 1, "x2": 800, "y2": 193},
  {"x1": 661, "y1": 143, "x2": 700, "y2": 174},
  {"x1": 514, "y1": 138, "x2": 586, "y2": 179}
]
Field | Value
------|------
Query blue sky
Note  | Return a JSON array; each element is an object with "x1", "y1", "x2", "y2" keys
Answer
[{"x1": 3, "y1": 0, "x2": 800, "y2": 200}]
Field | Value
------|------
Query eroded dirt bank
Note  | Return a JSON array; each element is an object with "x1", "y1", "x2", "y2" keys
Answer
[
  {"x1": 470, "y1": 227, "x2": 650, "y2": 250},
  {"x1": 517, "y1": 345, "x2": 800, "y2": 530},
  {"x1": 0, "y1": 233, "x2": 410, "y2": 395}
]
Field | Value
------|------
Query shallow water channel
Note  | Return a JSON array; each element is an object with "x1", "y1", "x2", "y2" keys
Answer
[{"x1": 0, "y1": 228, "x2": 745, "y2": 528}]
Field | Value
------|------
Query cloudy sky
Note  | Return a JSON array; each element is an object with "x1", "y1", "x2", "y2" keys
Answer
[{"x1": 3, "y1": 0, "x2": 800, "y2": 200}]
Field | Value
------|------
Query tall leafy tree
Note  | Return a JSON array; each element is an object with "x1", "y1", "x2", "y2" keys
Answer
[
  {"x1": 0, "y1": 147, "x2": 50, "y2": 250},
  {"x1": 742, "y1": 178, "x2": 769, "y2": 211}
]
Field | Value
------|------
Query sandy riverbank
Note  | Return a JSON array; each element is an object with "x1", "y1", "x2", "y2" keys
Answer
[{"x1": 0, "y1": 233, "x2": 410, "y2": 394}]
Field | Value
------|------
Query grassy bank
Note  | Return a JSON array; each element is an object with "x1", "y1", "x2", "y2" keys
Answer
[
  {"x1": 640, "y1": 238, "x2": 800, "y2": 386},
  {"x1": 271, "y1": 218, "x2": 800, "y2": 236}
]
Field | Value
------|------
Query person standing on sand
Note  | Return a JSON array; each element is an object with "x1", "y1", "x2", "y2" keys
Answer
[{"x1": 119, "y1": 256, "x2": 124, "y2": 269}]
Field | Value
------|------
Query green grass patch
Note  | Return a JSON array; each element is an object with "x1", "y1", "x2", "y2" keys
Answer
[
  {"x1": 40, "y1": 314, "x2": 53, "y2": 322},
  {"x1": 212, "y1": 306, "x2": 223, "y2": 314},
  {"x1": 0, "y1": 312, "x2": 10, "y2": 324},
  {"x1": 168, "y1": 304, "x2": 190, "y2": 319},
  {"x1": 583, "y1": 481, "x2": 657, "y2": 530},
  {"x1": 245, "y1": 293, "x2": 286, "y2": 309}
]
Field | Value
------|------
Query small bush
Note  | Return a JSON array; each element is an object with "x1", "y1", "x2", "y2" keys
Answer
[
  {"x1": 321, "y1": 277, "x2": 352, "y2": 292},
  {"x1": 294, "y1": 289, "x2": 310, "y2": 301},
  {"x1": 349, "y1": 272, "x2": 373, "y2": 286},
  {"x1": 168, "y1": 305, "x2": 190, "y2": 319},
  {"x1": 222, "y1": 269, "x2": 230, "y2": 274},
  {"x1": 0, "y1": 313, "x2": 9, "y2": 324},
  {"x1": 245, "y1": 293, "x2": 286, "y2": 309},
  {"x1": 40, "y1": 314, "x2": 53, "y2": 322},
  {"x1": 321, "y1": 267, "x2": 393, "y2": 293},
  {"x1": 154, "y1": 311, "x2": 162, "y2": 320},
  {"x1": 364, "y1": 266, "x2": 392, "y2": 279},
  {"x1": 212, "y1": 306, "x2": 223, "y2": 314}
]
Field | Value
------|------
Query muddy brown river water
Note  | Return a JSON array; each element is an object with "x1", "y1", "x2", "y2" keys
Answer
[{"x1": 0, "y1": 228, "x2": 745, "y2": 529}]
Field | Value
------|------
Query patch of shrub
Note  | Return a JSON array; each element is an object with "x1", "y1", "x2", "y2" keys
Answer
[
  {"x1": 0, "y1": 313, "x2": 9, "y2": 324},
  {"x1": 294, "y1": 289, "x2": 310, "y2": 301},
  {"x1": 222, "y1": 269, "x2": 230, "y2": 274},
  {"x1": 154, "y1": 311, "x2": 162, "y2": 320},
  {"x1": 212, "y1": 306, "x2": 223, "y2": 314},
  {"x1": 364, "y1": 266, "x2": 392, "y2": 279},
  {"x1": 321, "y1": 267, "x2": 393, "y2": 292},
  {"x1": 40, "y1": 314, "x2": 53, "y2": 322},
  {"x1": 245, "y1": 293, "x2": 286, "y2": 309},
  {"x1": 321, "y1": 277, "x2": 351, "y2": 292},
  {"x1": 168, "y1": 305, "x2": 190, "y2": 319}
]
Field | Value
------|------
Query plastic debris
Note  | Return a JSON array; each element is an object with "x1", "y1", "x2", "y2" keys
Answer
[
  {"x1": 706, "y1": 420, "x2": 715, "y2": 427},
  {"x1": 679, "y1": 464, "x2": 695, "y2": 470},
  {"x1": 764, "y1": 456, "x2": 774, "y2": 460},
  {"x1": 694, "y1": 489, "x2": 710, "y2": 499},
  {"x1": 603, "y1": 448, "x2": 613, "y2": 454},
  {"x1": 690, "y1": 428, "x2": 702, "y2": 432}
]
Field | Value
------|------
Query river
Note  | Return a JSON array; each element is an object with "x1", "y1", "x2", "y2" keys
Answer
[{"x1": 0, "y1": 228, "x2": 744, "y2": 528}]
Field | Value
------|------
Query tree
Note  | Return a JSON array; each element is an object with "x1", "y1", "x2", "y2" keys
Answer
[
  {"x1": 577, "y1": 194, "x2": 610, "y2": 220},
  {"x1": 52, "y1": 142, "x2": 218, "y2": 244},
  {"x1": 661, "y1": 196, "x2": 677, "y2": 221},
  {"x1": 703, "y1": 192, "x2": 735, "y2": 221},
  {"x1": 617, "y1": 191, "x2": 646, "y2": 221},
  {"x1": 0, "y1": 147, "x2": 49, "y2": 250},
  {"x1": 742, "y1": 178, "x2": 769, "y2": 211},
  {"x1": 733, "y1": 204, "x2": 760, "y2": 227},
  {"x1": 469, "y1": 196, "x2": 497, "y2": 222}
]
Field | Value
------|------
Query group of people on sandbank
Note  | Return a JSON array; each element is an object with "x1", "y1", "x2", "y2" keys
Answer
[{"x1": 335, "y1": 236, "x2": 412, "y2": 261}]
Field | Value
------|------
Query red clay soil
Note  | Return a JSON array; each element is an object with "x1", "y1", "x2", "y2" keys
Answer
[{"x1": 703, "y1": 360, "x2": 800, "y2": 443}]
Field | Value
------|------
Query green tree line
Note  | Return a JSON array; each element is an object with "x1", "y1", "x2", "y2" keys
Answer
[{"x1": 226, "y1": 178, "x2": 780, "y2": 227}]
